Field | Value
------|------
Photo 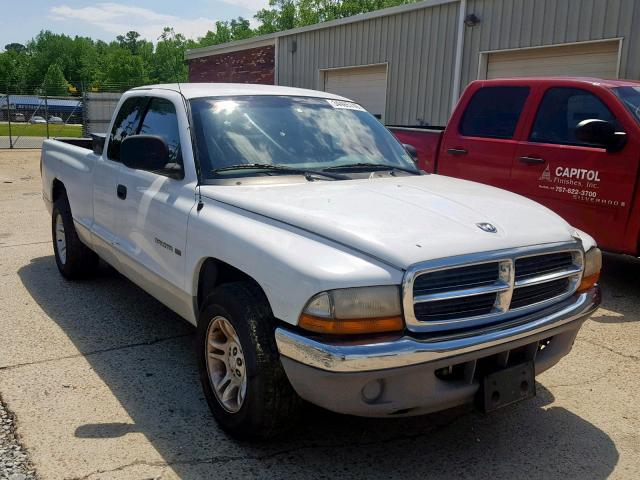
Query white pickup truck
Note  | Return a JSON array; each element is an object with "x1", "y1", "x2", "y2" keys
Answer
[{"x1": 41, "y1": 83, "x2": 602, "y2": 439}]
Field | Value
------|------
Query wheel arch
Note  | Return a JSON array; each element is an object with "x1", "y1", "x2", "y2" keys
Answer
[
  {"x1": 51, "y1": 178, "x2": 66, "y2": 202},
  {"x1": 194, "y1": 257, "x2": 272, "y2": 321}
]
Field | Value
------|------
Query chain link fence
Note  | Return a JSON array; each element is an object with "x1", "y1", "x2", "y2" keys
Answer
[{"x1": 1, "y1": 83, "x2": 126, "y2": 149}]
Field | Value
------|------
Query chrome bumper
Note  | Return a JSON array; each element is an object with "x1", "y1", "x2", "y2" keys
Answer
[{"x1": 276, "y1": 287, "x2": 600, "y2": 373}]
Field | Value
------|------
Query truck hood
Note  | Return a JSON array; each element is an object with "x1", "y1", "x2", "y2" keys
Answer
[{"x1": 200, "y1": 175, "x2": 577, "y2": 269}]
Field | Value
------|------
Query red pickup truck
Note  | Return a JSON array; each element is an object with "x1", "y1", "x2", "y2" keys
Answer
[{"x1": 390, "y1": 77, "x2": 640, "y2": 256}]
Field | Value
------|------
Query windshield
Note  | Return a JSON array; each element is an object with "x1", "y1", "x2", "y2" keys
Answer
[
  {"x1": 612, "y1": 86, "x2": 640, "y2": 123},
  {"x1": 190, "y1": 95, "x2": 417, "y2": 179}
]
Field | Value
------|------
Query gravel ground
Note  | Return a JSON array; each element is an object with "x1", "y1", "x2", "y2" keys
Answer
[{"x1": 0, "y1": 397, "x2": 37, "y2": 480}]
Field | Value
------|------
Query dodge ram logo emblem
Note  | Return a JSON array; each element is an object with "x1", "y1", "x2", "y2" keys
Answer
[{"x1": 476, "y1": 222, "x2": 497, "y2": 233}]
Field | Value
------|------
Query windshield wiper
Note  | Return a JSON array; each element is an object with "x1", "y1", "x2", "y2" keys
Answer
[
  {"x1": 323, "y1": 162, "x2": 420, "y2": 175},
  {"x1": 211, "y1": 163, "x2": 348, "y2": 180}
]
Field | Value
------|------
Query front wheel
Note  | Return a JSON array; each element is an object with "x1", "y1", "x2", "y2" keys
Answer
[{"x1": 197, "y1": 282, "x2": 301, "y2": 439}]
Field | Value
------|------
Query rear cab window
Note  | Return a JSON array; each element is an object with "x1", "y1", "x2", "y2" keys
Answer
[
  {"x1": 107, "y1": 97, "x2": 147, "y2": 161},
  {"x1": 459, "y1": 86, "x2": 530, "y2": 139},
  {"x1": 529, "y1": 87, "x2": 618, "y2": 147}
]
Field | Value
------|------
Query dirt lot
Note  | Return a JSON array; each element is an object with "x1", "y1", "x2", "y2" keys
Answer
[{"x1": 0, "y1": 149, "x2": 639, "y2": 479}]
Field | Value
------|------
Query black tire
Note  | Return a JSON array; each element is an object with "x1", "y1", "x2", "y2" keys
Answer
[
  {"x1": 52, "y1": 193, "x2": 99, "y2": 279},
  {"x1": 197, "y1": 282, "x2": 301, "y2": 439}
]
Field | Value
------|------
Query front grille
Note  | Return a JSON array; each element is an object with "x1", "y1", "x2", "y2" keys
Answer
[
  {"x1": 515, "y1": 252, "x2": 574, "y2": 280},
  {"x1": 414, "y1": 292, "x2": 497, "y2": 322},
  {"x1": 406, "y1": 246, "x2": 583, "y2": 332},
  {"x1": 511, "y1": 278, "x2": 570, "y2": 309},
  {"x1": 414, "y1": 263, "x2": 499, "y2": 296}
]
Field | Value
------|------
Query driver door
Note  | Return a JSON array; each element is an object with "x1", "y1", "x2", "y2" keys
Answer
[
  {"x1": 511, "y1": 86, "x2": 638, "y2": 251},
  {"x1": 113, "y1": 96, "x2": 194, "y2": 295}
]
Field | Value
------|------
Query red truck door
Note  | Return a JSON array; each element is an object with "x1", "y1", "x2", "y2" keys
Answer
[
  {"x1": 437, "y1": 85, "x2": 531, "y2": 190},
  {"x1": 511, "y1": 85, "x2": 639, "y2": 253}
]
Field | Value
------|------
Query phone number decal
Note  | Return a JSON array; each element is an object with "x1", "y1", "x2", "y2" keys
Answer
[{"x1": 554, "y1": 186, "x2": 597, "y2": 198}]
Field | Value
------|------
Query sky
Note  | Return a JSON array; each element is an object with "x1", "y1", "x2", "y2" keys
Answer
[{"x1": 0, "y1": 0, "x2": 270, "y2": 48}]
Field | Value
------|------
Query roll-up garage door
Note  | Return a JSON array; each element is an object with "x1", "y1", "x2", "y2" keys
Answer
[
  {"x1": 486, "y1": 41, "x2": 620, "y2": 79},
  {"x1": 323, "y1": 64, "x2": 388, "y2": 120}
]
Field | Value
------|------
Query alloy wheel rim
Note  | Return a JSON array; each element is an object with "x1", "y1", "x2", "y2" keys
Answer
[
  {"x1": 205, "y1": 316, "x2": 247, "y2": 413},
  {"x1": 55, "y1": 213, "x2": 66, "y2": 265}
]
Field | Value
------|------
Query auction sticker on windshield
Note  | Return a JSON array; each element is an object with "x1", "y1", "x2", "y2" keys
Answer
[{"x1": 326, "y1": 99, "x2": 366, "y2": 111}]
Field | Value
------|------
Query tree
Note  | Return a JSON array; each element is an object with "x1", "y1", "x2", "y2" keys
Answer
[
  {"x1": 0, "y1": 48, "x2": 29, "y2": 92},
  {"x1": 116, "y1": 31, "x2": 142, "y2": 54},
  {"x1": 254, "y1": 1, "x2": 297, "y2": 34},
  {"x1": 254, "y1": 0, "x2": 415, "y2": 33},
  {"x1": 98, "y1": 47, "x2": 149, "y2": 90},
  {"x1": 230, "y1": 18, "x2": 254, "y2": 41},
  {"x1": 199, "y1": 17, "x2": 255, "y2": 47},
  {"x1": 152, "y1": 28, "x2": 188, "y2": 83},
  {"x1": 43, "y1": 64, "x2": 69, "y2": 96},
  {"x1": 4, "y1": 43, "x2": 26, "y2": 53}
]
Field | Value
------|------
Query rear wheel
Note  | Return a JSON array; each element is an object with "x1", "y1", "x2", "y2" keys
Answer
[
  {"x1": 52, "y1": 194, "x2": 99, "y2": 279},
  {"x1": 197, "y1": 282, "x2": 301, "y2": 439}
]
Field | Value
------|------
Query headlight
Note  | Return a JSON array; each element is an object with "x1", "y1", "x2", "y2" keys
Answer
[
  {"x1": 578, "y1": 247, "x2": 602, "y2": 292},
  {"x1": 299, "y1": 286, "x2": 404, "y2": 334}
]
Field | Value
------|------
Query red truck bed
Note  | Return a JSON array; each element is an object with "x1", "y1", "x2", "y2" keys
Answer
[{"x1": 388, "y1": 126, "x2": 443, "y2": 173}]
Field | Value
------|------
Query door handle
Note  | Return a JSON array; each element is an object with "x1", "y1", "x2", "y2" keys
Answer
[
  {"x1": 117, "y1": 184, "x2": 127, "y2": 200},
  {"x1": 447, "y1": 148, "x2": 468, "y2": 156},
  {"x1": 518, "y1": 156, "x2": 545, "y2": 165}
]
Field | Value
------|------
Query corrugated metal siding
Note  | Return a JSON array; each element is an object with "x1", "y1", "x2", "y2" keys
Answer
[
  {"x1": 277, "y1": 1, "x2": 460, "y2": 126},
  {"x1": 276, "y1": 0, "x2": 640, "y2": 125},
  {"x1": 486, "y1": 40, "x2": 620, "y2": 78},
  {"x1": 462, "y1": 0, "x2": 640, "y2": 87}
]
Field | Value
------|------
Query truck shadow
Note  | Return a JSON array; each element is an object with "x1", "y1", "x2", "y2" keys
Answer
[
  {"x1": 594, "y1": 253, "x2": 640, "y2": 323},
  {"x1": 18, "y1": 255, "x2": 618, "y2": 479}
]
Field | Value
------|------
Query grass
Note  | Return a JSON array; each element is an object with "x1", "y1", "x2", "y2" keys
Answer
[{"x1": 0, "y1": 123, "x2": 83, "y2": 138}]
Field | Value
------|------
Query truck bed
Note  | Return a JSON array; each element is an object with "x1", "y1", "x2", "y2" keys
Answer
[
  {"x1": 51, "y1": 134, "x2": 105, "y2": 155},
  {"x1": 387, "y1": 126, "x2": 443, "y2": 173}
]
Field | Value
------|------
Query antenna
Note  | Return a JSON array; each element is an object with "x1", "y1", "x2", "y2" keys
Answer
[{"x1": 165, "y1": 29, "x2": 204, "y2": 212}]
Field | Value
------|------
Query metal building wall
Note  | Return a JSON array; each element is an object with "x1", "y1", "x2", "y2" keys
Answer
[
  {"x1": 277, "y1": 1, "x2": 460, "y2": 127},
  {"x1": 461, "y1": 0, "x2": 640, "y2": 89},
  {"x1": 275, "y1": 0, "x2": 640, "y2": 126}
]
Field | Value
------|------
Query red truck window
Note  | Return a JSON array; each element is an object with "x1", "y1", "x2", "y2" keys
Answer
[
  {"x1": 459, "y1": 87, "x2": 529, "y2": 139},
  {"x1": 529, "y1": 87, "x2": 617, "y2": 147},
  {"x1": 611, "y1": 86, "x2": 640, "y2": 125}
]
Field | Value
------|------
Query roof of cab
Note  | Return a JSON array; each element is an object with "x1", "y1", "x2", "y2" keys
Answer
[
  {"x1": 471, "y1": 77, "x2": 640, "y2": 88},
  {"x1": 130, "y1": 83, "x2": 350, "y2": 100}
]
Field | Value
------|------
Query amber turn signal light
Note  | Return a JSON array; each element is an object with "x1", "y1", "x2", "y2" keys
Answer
[
  {"x1": 299, "y1": 314, "x2": 404, "y2": 335},
  {"x1": 577, "y1": 272, "x2": 600, "y2": 292}
]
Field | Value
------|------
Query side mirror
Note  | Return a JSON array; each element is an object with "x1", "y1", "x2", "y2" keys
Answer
[
  {"x1": 575, "y1": 119, "x2": 627, "y2": 152},
  {"x1": 121, "y1": 135, "x2": 170, "y2": 172},
  {"x1": 403, "y1": 143, "x2": 418, "y2": 163}
]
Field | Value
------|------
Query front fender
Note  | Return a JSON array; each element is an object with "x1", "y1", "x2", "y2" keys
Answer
[{"x1": 186, "y1": 198, "x2": 403, "y2": 325}]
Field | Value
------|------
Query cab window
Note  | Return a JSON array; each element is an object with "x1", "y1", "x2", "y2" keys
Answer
[
  {"x1": 107, "y1": 97, "x2": 146, "y2": 161},
  {"x1": 459, "y1": 86, "x2": 530, "y2": 139},
  {"x1": 530, "y1": 87, "x2": 617, "y2": 146}
]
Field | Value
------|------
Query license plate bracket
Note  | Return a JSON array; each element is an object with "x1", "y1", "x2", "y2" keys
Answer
[{"x1": 477, "y1": 361, "x2": 536, "y2": 412}]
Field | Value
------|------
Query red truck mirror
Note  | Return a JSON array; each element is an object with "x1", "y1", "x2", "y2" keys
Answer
[
  {"x1": 403, "y1": 143, "x2": 418, "y2": 163},
  {"x1": 575, "y1": 119, "x2": 627, "y2": 152}
]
